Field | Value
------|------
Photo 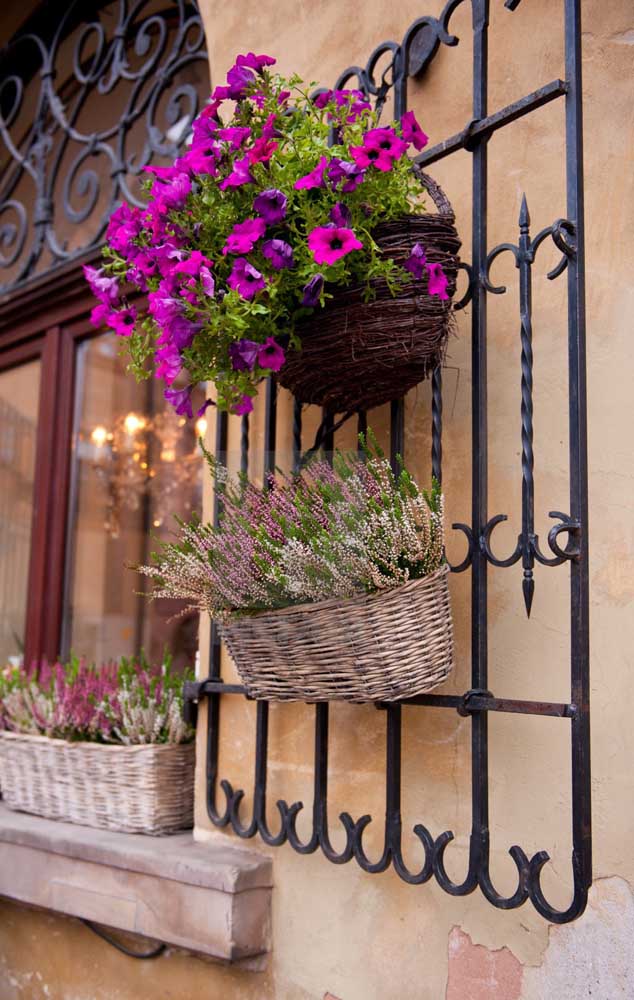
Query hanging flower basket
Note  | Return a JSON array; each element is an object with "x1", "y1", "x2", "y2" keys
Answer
[
  {"x1": 221, "y1": 565, "x2": 453, "y2": 702},
  {"x1": 0, "y1": 734, "x2": 194, "y2": 835},
  {"x1": 279, "y1": 173, "x2": 460, "y2": 413}
]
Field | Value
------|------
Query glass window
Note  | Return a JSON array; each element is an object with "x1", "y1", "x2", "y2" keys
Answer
[
  {"x1": 62, "y1": 334, "x2": 205, "y2": 670},
  {"x1": 0, "y1": 360, "x2": 41, "y2": 666}
]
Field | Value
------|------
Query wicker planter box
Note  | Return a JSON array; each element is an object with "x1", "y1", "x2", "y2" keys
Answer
[
  {"x1": 0, "y1": 733, "x2": 194, "y2": 835},
  {"x1": 278, "y1": 172, "x2": 461, "y2": 414},
  {"x1": 221, "y1": 564, "x2": 453, "y2": 703}
]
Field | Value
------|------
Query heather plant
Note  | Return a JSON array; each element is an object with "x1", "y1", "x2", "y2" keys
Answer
[
  {"x1": 137, "y1": 432, "x2": 445, "y2": 618},
  {"x1": 0, "y1": 653, "x2": 194, "y2": 745},
  {"x1": 86, "y1": 52, "x2": 448, "y2": 417}
]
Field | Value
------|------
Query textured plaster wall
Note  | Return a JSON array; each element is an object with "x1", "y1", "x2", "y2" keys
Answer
[{"x1": 1, "y1": 1, "x2": 633, "y2": 998}]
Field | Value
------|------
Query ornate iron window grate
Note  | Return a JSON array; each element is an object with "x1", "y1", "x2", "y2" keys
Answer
[
  {"x1": 0, "y1": 0, "x2": 209, "y2": 293},
  {"x1": 202, "y1": 0, "x2": 585, "y2": 924}
]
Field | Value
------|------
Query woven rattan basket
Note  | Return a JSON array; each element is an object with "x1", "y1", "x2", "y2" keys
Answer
[
  {"x1": 221, "y1": 564, "x2": 453, "y2": 703},
  {"x1": 0, "y1": 733, "x2": 194, "y2": 835},
  {"x1": 278, "y1": 171, "x2": 461, "y2": 413}
]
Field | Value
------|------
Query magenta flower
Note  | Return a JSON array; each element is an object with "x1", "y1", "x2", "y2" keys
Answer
[
  {"x1": 177, "y1": 148, "x2": 220, "y2": 176},
  {"x1": 223, "y1": 217, "x2": 266, "y2": 255},
  {"x1": 301, "y1": 274, "x2": 324, "y2": 307},
  {"x1": 403, "y1": 243, "x2": 427, "y2": 280},
  {"x1": 253, "y1": 188, "x2": 287, "y2": 224},
  {"x1": 164, "y1": 315, "x2": 201, "y2": 350},
  {"x1": 219, "y1": 156, "x2": 255, "y2": 190},
  {"x1": 232, "y1": 394, "x2": 254, "y2": 416},
  {"x1": 227, "y1": 258, "x2": 266, "y2": 299},
  {"x1": 173, "y1": 250, "x2": 214, "y2": 277},
  {"x1": 257, "y1": 337, "x2": 285, "y2": 372},
  {"x1": 426, "y1": 262, "x2": 449, "y2": 300},
  {"x1": 350, "y1": 143, "x2": 394, "y2": 173},
  {"x1": 364, "y1": 127, "x2": 408, "y2": 160},
  {"x1": 229, "y1": 339, "x2": 259, "y2": 371},
  {"x1": 83, "y1": 265, "x2": 119, "y2": 304},
  {"x1": 164, "y1": 386, "x2": 193, "y2": 418},
  {"x1": 151, "y1": 173, "x2": 192, "y2": 212},
  {"x1": 313, "y1": 90, "x2": 333, "y2": 109},
  {"x1": 400, "y1": 111, "x2": 429, "y2": 152},
  {"x1": 200, "y1": 265, "x2": 215, "y2": 296},
  {"x1": 107, "y1": 307, "x2": 137, "y2": 337},
  {"x1": 307, "y1": 226, "x2": 363, "y2": 265},
  {"x1": 89, "y1": 302, "x2": 109, "y2": 329},
  {"x1": 329, "y1": 202, "x2": 351, "y2": 227},
  {"x1": 294, "y1": 155, "x2": 329, "y2": 191},
  {"x1": 262, "y1": 239, "x2": 294, "y2": 270},
  {"x1": 327, "y1": 158, "x2": 365, "y2": 192},
  {"x1": 217, "y1": 126, "x2": 251, "y2": 149},
  {"x1": 236, "y1": 52, "x2": 276, "y2": 72},
  {"x1": 155, "y1": 343, "x2": 182, "y2": 384},
  {"x1": 247, "y1": 136, "x2": 278, "y2": 165}
]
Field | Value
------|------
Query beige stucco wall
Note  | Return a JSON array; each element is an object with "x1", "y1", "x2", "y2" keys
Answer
[{"x1": 1, "y1": 1, "x2": 633, "y2": 997}]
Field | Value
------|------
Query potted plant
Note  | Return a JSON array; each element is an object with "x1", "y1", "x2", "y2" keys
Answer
[
  {"x1": 86, "y1": 53, "x2": 460, "y2": 418},
  {"x1": 137, "y1": 435, "x2": 453, "y2": 703},
  {"x1": 0, "y1": 654, "x2": 195, "y2": 835}
]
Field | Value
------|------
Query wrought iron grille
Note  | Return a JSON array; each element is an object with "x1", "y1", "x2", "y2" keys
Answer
[
  {"x1": 201, "y1": 0, "x2": 586, "y2": 924},
  {"x1": 0, "y1": 0, "x2": 209, "y2": 292}
]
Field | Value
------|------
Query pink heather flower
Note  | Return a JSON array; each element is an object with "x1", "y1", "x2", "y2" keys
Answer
[
  {"x1": 262, "y1": 239, "x2": 294, "y2": 270},
  {"x1": 426, "y1": 262, "x2": 449, "y2": 300},
  {"x1": 301, "y1": 274, "x2": 324, "y2": 307},
  {"x1": 217, "y1": 126, "x2": 251, "y2": 149},
  {"x1": 329, "y1": 202, "x2": 351, "y2": 227},
  {"x1": 253, "y1": 188, "x2": 287, "y2": 224},
  {"x1": 229, "y1": 339, "x2": 259, "y2": 371},
  {"x1": 219, "y1": 156, "x2": 255, "y2": 190},
  {"x1": 223, "y1": 217, "x2": 266, "y2": 255},
  {"x1": 307, "y1": 226, "x2": 363, "y2": 265},
  {"x1": 107, "y1": 306, "x2": 137, "y2": 337},
  {"x1": 257, "y1": 337, "x2": 285, "y2": 372},
  {"x1": 232, "y1": 394, "x2": 254, "y2": 416},
  {"x1": 227, "y1": 258, "x2": 266, "y2": 299},
  {"x1": 294, "y1": 155, "x2": 329, "y2": 191},
  {"x1": 164, "y1": 386, "x2": 193, "y2": 418},
  {"x1": 400, "y1": 110, "x2": 429, "y2": 152},
  {"x1": 403, "y1": 243, "x2": 427, "y2": 280}
]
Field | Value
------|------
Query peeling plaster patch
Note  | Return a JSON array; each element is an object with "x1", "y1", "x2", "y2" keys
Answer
[
  {"x1": 446, "y1": 927, "x2": 523, "y2": 1000},
  {"x1": 522, "y1": 877, "x2": 634, "y2": 1000},
  {"x1": 611, "y1": 30, "x2": 634, "y2": 45}
]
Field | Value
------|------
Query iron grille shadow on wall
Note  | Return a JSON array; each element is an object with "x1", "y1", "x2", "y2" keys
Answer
[
  {"x1": 184, "y1": 0, "x2": 591, "y2": 924},
  {"x1": 0, "y1": 0, "x2": 209, "y2": 292}
]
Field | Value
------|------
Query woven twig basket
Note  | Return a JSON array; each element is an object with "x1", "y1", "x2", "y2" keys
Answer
[
  {"x1": 278, "y1": 171, "x2": 461, "y2": 413},
  {"x1": 221, "y1": 564, "x2": 453, "y2": 703},
  {"x1": 0, "y1": 733, "x2": 194, "y2": 835}
]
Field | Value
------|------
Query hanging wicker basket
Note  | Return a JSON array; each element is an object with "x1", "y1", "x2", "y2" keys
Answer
[
  {"x1": 221, "y1": 564, "x2": 453, "y2": 703},
  {"x1": 277, "y1": 171, "x2": 461, "y2": 413},
  {"x1": 0, "y1": 734, "x2": 195, "y2": 835}
]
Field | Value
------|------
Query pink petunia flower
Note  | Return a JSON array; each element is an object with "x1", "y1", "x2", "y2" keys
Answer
[
  {"x1": 400, "y1": 111, "x2": 429, "y2": 152},
  {"x1": 232, "y1": 394, "x2": 254, "y2": 416},
  {"x1": 257, "y1": 337, "x2": 285, "y2": 372},
  {"x1": 223, "y1": 217, "x2": 266, "y2": 255},
  {"x1": 227, "y1": 258, "x2": 266, "y2": 299},
  {"x1": 217, "y1": 126, "x2": 251, "y2": 149},
  {"x1": 307, "y1": 226, "x2": 363, "y2": 265},
  {"x1": 83, "y1": 265, "x2": 119, "y2": 304},
  {"x1": 350, "y1": 143, "x2": 395, "y2": 173},
  {"x1": 247, "y1": 136, "x2": 278, "y2": 164},
  {"x1": 426, "y1": 262, "x2": 449, "y2": 299},
  {"x1": 294, "y1": 155, "x2": 329, "y2": 191},
  {"x1": 107, "y1": 307, "x2": 137, "y2": 337},
  {"x1": 219, "y1": 156, "x2": 255, "y2": 190}
]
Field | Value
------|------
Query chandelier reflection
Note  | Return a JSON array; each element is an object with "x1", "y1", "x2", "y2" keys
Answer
[{"x1": 89, "y1": 409, "x2": 206, "y2": 538}]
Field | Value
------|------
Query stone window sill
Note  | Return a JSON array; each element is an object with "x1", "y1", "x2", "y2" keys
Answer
[{"x1": 0, "y1": 804, "x2": 272, "y2": 963}]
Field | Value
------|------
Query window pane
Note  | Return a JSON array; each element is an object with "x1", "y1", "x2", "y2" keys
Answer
[
  {"x1": 62, "y1": 334, "x2": 204, "y2": 669},
  {"x1": 0, "y1": 360, "x2": 41, "y2": 666}
]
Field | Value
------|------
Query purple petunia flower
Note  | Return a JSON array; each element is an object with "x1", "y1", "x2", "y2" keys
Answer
[
  {"x1": 217, "y1": 126, "x2": 252, "y2": 149},
  {"x1": 329, "y1": 202, "x2": 351, "y2": 228},
  {"x1": 257, "y1": 337, "x2": 285, "y2": 372},
  {"x1": 301, "y1": 274, "x2": 324, "y2": 307},
  {"x1": 83, "y1": 265, "x2": 119, "y2": 304},
  {"x1": 313, "y1": 90, "x2": 333, "y2": 109},
  {"x1": 400, "y1": 110, "x2": 429, "y2": 152},
  {"x1": 262, "y1": 239, "x2": 294, "y2": 270},
  {"x1": 223, "y1": 217, "x2": 266, "y2": 255},
  {"x1": 155, "y1": 343, "x2": 182, "y2": 385},
  {"x1": 328, "y1": 157, "x2": 365, "y2": 192},
  {"x1": 89, "y1": 302, "x2": 110, "y2": 329},
  {"x1": 200, "y1": 265, "x2": 215, "y2": 296},
  {"x1": 164, "y1": 386, "x2": 193, "y2": 418},
  {"x1": 236, "y1": 52, "x2": 276, "y2": 72},
  {"x1": 253, "y1": 188, "x2": 287, "y2": 224},
  {"x1": 403, "y1": 243, "x2": 427, "y2": 280},
  {"x1": 165, "y1": 315, "x2": 202, "y2": 350},
  {"x1": 227, "y1": 258, "x2": 266, "y2": 299},
  {"x1": 219, "y1": 156, "x2": 255, "y2": 190},
  {"x1": 294, "y1": 155, "x2": 329, "y2": 191},
  {"x1": 307, "y1": 226, "x2": 363, "y2": 266},
  {"x1": 229, "y1": 339, "x2": 260, "y2": 372},
  {"x1": 107, "y1": 307, "x2": 137, "y2": 338},
  {"x1": 426, "y1": 262, "x2": 449, "y2": 300},
  {"x1": 232, "y1": 394, "x2": 254, "y2": 416}
]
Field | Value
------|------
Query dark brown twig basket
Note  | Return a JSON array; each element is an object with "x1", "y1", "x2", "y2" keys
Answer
[
  {"x1": 278, "y1": 171, "x2": 461, "y2": 413},
  {"x1": 221, "y1": 564, "x2": 453, "y2": 703}
]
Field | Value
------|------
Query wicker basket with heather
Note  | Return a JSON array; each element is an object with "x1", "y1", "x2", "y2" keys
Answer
[
  {"x1": 86, "y1": 53, "x2": 460, "y2": 419},
  {"x1": 0, "y1": 654, "x2": 195, "y2": 835},
  {"x1": 138, "y1": 434, "x2": 454, "y2": 703}
]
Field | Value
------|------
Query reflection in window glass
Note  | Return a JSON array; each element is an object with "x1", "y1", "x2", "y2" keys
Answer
[
  {"x1": 0, "y1": 361, "x2": 41, "y2": 666},
  {"x1": 62, "y1": 334, "x2": 204, "y2": 669}
]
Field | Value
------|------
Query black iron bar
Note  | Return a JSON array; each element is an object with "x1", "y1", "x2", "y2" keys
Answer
[
  {"x1": 431, "y1": 365, "x2": 443, "y2": 484},
  {"x1": 206, "y1": 410, "x2": 228, "y2": 825},
  {"x1": 415, "y1": 79, "x2": 567, "y2": 169}
]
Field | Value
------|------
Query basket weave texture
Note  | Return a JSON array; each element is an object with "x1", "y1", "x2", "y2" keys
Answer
[
  {"x1": 0, "y1": 733, "x2": 194, "y2": 835},
  {"x1": 221, "y1": 564, "x2": 453, "y2": 703},
  {"x1": 278, "y1": 172, "x2": 461, "y2": 413}
]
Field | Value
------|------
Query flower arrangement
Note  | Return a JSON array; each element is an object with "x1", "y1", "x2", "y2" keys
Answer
[
  {"x1": 86, "y1": 52, "x2": 449, "y2": 417},
  {"x1": 0, "y1": 653, "x2": 194, "y2": 745},
  {"x1": 137, "y1": 433, "x2": 445, "y2": 619}
]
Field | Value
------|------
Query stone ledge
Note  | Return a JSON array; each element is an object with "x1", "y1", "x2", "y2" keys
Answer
[{"x1": 0, "y1": 805, "x2": 272, "y2": 962}]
